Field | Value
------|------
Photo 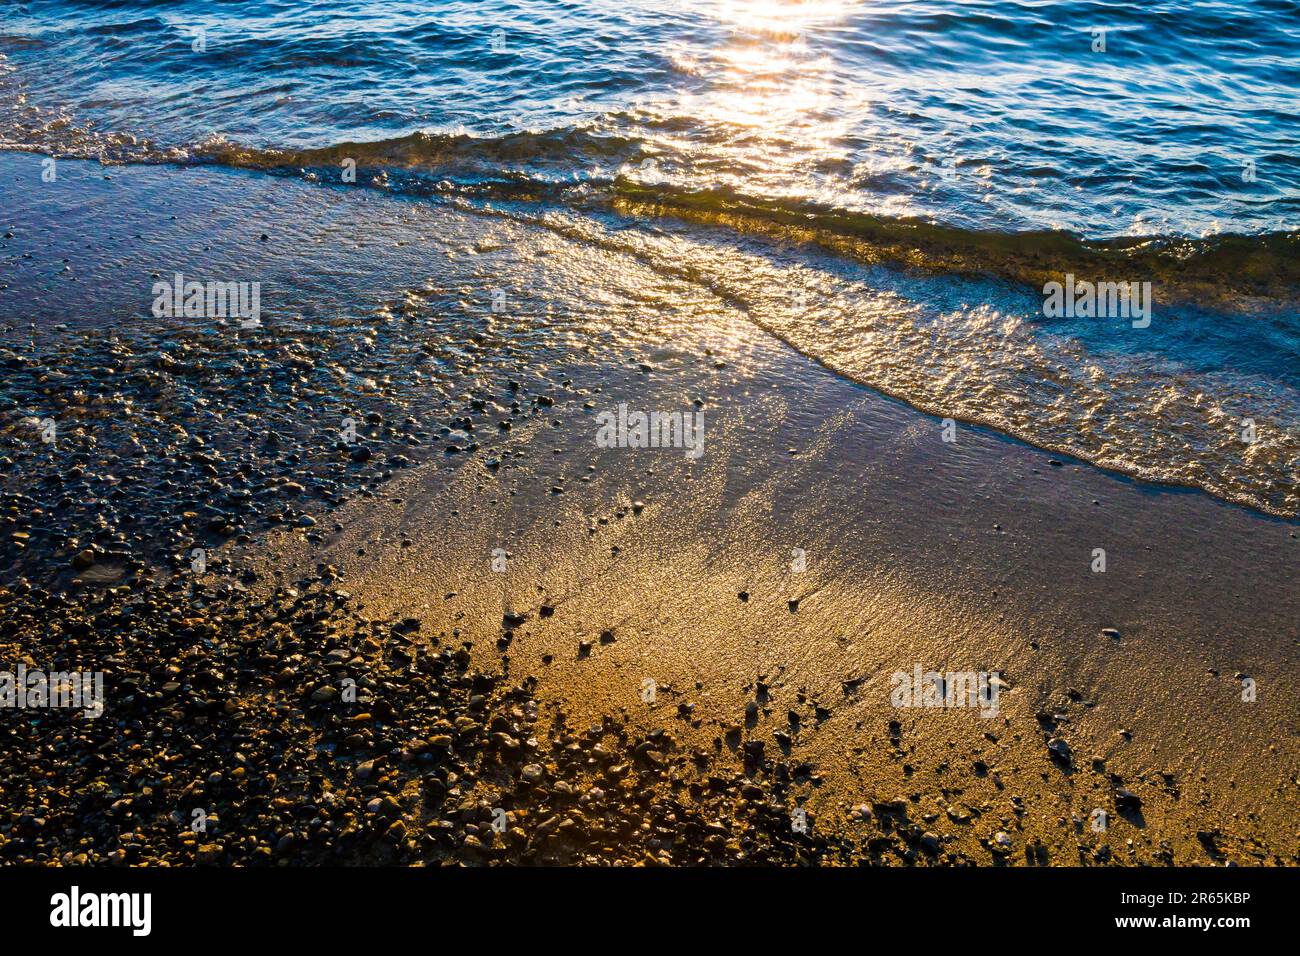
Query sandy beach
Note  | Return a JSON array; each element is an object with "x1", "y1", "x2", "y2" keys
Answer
[{"x1": 2, "y1": 153, "x2": 1295, "y2": 866}]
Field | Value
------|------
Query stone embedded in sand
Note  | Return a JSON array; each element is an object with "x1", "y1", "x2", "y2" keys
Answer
[
  {"x1": 874, "y1": 797, "x2": 907, "y2": 815},
  {"x1": 1047, "y1": 738, "x2": 1073, "y2": 765},
  {"x1": 1115, "y1": 789, "x2": 1143, "y2": 811},
  {"x1": 1101, "y1": 627, "x2": 1121, "y2": 640}
]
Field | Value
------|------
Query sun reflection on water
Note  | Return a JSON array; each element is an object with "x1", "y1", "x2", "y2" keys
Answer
[{"x1": 624, "y1": 1, "x2": 867, "y2": 207}]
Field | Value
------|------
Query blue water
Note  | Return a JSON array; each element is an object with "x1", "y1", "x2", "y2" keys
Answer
[
  {"x1": 0, "y1": 0, "x2": 1297, "y2": 516},
  {"x1": 1, "y1": 0, "x2": 1297, "y2": 236}
]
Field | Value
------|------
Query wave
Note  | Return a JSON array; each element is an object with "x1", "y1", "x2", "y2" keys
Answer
[
  {"x1": 3, "y1": 120, "x2": 1296, "y2": 306},
  {"x1": 609, "y1": 184, "x2": 1300, "y2": 307}
]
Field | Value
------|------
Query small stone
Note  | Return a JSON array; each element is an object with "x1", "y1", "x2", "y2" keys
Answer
[
  {"x1": 1115, "y1": 789, "x2": 1143, "y2": 811},
  {"x1": 196, "y1": 843, "x2": 223, "y2": 864}
]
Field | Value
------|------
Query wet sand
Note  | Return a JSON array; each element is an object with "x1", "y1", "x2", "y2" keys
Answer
[
  {"x1": 259, "y1": 292, "x2": 1300, "y2": 865},
  {"x1": 2, "y1": 152, "x2": 1296, "y2": 865}
]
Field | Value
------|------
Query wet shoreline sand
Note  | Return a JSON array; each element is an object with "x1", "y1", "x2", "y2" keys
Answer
[{"x1": 1, "y1": 153, "x2": 1296, "y2": 865}]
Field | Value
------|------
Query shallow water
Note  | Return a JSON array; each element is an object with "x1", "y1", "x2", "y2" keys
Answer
[{"x1": 0, "y1": 1, "x2": 1297, "y2": 516}]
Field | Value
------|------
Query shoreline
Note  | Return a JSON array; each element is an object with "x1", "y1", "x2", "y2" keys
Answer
[{"x1": 1, "y1": 153, "x2": 1296, "y2": 866}]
